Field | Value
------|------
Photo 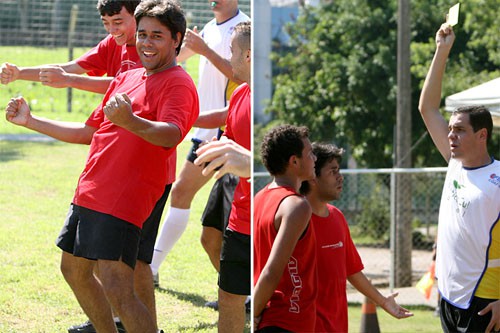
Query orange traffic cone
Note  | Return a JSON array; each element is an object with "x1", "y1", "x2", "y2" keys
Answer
[{"x1": 360, "y1": 296, "x2": 380, "y2": 333}]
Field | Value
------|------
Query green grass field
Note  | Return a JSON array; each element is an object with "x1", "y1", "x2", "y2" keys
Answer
[{"x1": 348, "y1": 303, "x2": 441, "y2": 333}]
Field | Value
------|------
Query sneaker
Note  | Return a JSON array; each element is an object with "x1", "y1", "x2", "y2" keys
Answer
[
  {"x1": 68, "y1": 321, "x2": 95, "y2": 333},
  {"x1": 205, "y1": 300, "x2": 218, "y2": 310},
  {"x1": 153, "y1": 272, "x2": 160, "y2": 288},
  {"x1": 67, "y1": 320, "x2": 126, "y2": 333},
  {"x1": 205, "y1": 299, "x2": 250, "y2": 313}
]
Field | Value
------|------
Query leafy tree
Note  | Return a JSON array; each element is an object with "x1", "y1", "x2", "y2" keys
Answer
[{"x1": 265, "y1": 0, "x2": 500, "y2": 168}]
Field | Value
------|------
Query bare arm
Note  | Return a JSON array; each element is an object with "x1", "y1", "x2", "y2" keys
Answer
[
  {"x1": 418, "y1": 24, "x2": 456, "y2": 162},
  {"x1": 103, "y1": 93, "x2": 181, "y2": 148},
  {"x1": 253, "y1": 196, "x2": 312, "y2": 318},
  {"x1": 5, "y1": 97, "x2": 96, "y2": 144},
  {"x1": 202, "y1": 45, "x2": 242, "y2": 84},
  {"x1": 41, "y1": 67, "x2": 113, "y2": 94},
  {"x1": 193, "y1": 106, "x2": 228, "y2": 128},
  {"x1": 1, "y1": 61, "x2": 85, "y2": 83},
  {"x1": 1, "y1": 61, "x2": 112, "y2": 94},
  {"x1": 348, "y1": 272, "x2": 413, "y2": 319},
  {"x1": 181, "y1": 27, "x2": 243, "y2": 84}
]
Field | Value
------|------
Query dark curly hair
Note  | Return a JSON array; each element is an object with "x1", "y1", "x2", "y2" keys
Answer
[{"x1": 261, "y1": 124, "x2": 309, "y2": 176}]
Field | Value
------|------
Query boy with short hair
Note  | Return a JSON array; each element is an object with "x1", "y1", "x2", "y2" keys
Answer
[{"x1": 253, "y1": 124, "x2": 318, "y2": 332}]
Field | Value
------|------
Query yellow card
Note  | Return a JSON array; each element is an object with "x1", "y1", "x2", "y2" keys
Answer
[{"x1": 447, "y1": 3, "x2": 460, "y2": 26}]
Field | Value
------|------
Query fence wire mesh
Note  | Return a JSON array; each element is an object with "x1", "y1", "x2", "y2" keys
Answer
[
  {"x1": 0, "y1": 0, "x2": 251, "y2": 48},
  {"x1": 254, "y1": 168, "x2": 446, "y2": 287}
]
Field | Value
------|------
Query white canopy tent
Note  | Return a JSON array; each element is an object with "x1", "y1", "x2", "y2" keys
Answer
[{"x1": 445, "y1": 78, "x2": 500, "y2": 127}]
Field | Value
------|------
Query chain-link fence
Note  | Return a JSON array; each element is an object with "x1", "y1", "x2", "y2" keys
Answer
[
  {"x1": 0, "y1": 0, "x2": 251, "y2": 48},
  {"x1": 254, "y1": 167, "x2": 447, "y2": 287}
]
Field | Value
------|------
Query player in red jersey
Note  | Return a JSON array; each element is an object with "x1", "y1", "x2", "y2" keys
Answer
[
  {"x1": 253, "y1": 124, "x2": 318, "y2": 332},
  {"x1": 300, "y1": 142, "x2": 412, "y2": 332}
]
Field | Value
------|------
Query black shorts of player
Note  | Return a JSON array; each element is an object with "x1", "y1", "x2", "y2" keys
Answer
[
  {"x1": 201, "y1": 173, "x2": 238, "y2": 232},
  {"x1": 56, "y1": 204, "x2": 141, "y2": 269},
  {"x1": 186, "y1": 129, "x2": 224, "y2": 163},
  {"x1": 440, "y1": 296, "x2": 496, "y2": 333},
  {"x1": 255, "y1": 327, "x2": 293, "y2": 333},
  {"x1": 219, "y1": 228, "x2": 250, "y2": 295},
  {"x1": 137, "y1": 183, "x2": 172, "y2": 263}
]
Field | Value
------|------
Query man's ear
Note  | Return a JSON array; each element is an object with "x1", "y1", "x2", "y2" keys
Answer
[
  {"x1": 174, "y1": 31, "x2": 182, "y2": 48},
  {"x1": 478, "y1": 128, "x2": 488, "y2": 142}
]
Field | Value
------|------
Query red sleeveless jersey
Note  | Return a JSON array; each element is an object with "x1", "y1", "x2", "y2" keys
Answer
[{"x1": 254, "y1": 185, "x2": 317, "y2": 332}]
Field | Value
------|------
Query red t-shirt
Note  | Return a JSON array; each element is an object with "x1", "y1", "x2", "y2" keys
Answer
[
  {"x1": 224, "y1": 83, "x2": 251, "y2": 235},
  {"x1": 313, "y1": 204, "x2": 364, "y2": 332},
  {"x1": 254, "y1": 185, "x2": 317, "y2": 332},
  {"x1": 73, "y1": 66, "x2": 199, "y2": 228},
  {"x1": 76, "y1": 34, "x2": 141, "y2": 77},
  {"x1": 76, "y1": 34, "x2": 176, "y2": 184}
]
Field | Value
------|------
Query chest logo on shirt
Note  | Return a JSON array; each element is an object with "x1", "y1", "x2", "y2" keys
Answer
[
  {"x1": 449, "y1": 179, "x2": 470, "y2": 216},
  {"x1": 322, "y1": 241, "x2": 343, "y2": 249},
  {"x1": 453, "y1": 180, "x2": 465, "y2": 190},
  {"x1": 489, "y1": 173, "x2": 500, "y2": 187}
]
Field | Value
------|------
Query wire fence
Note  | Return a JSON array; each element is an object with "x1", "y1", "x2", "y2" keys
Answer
[
  {"x1": 254, "y1": 167, "x2": 447, "y2": 287},
  {"x1": 0, "y1": 0, "x2": 251, "y2": 48}
]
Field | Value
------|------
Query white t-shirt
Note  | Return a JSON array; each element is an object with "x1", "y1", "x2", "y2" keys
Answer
[
  {"x1": 193, "y1": 10, "x2": 250, "y2": 141},
  {"x1": 436, "y1": 158, "x2": 500, "y2": 309}
]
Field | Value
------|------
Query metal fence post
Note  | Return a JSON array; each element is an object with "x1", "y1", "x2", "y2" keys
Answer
[{"x1": 66, "y1": 4, "x2": 78, "y2": 113}]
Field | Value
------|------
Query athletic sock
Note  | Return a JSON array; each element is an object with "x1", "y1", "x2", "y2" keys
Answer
[{"x1": 150, "y1": 207, "x2": 190, "y2": 274}]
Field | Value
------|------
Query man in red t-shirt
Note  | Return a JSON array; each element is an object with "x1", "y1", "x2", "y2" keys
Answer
[
  {"x1": 5, "y1": 2, "x2": 198, "y2": 333},
  {"x1": 300, "y1": 142, "x2": 413, "y2": 332},
  {"x1": 253, "y1": 124, "x2": 318, "y2": 333},
  {"x1": 2, "y1": 1, "x2": 177, "y2": 332}
]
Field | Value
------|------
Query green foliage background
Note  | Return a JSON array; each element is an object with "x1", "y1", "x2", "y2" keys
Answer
[{"x1": 263, "y1": 0, "x2": 500, "y2": 168}]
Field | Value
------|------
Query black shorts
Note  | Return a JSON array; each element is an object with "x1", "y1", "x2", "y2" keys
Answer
[
  {"x1": 440, "y1": 296, "x2": 496, "y2": 333},
  {"x1": 137, "y1": 183, "x2": 172, "y2": 263},
  {"x1": 201, "y1": 173, "x2": 238, "y2": 232},
  {"x1": 219, "y1": 228, "x2": 250, "y2": 295},
  {"x1": 56, "y1": 204, "x2": 141, "y2": 269}
]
